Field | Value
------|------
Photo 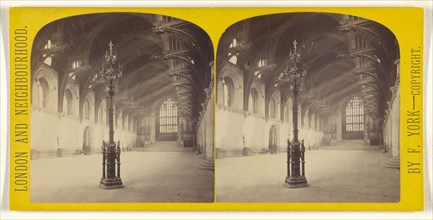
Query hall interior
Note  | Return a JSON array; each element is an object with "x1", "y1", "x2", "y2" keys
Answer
[
  {"x1": 30, "y1": 13, "x2": 214, "y2": 202},
  {"x1": 215, "y1": 12, "x2": 400, "y2": 202}
]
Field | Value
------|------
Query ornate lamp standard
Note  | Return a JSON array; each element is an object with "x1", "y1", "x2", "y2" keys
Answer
[
  {"x1": 99, "y1": 41, "x2": 124, "y2": 189},
  {"x1": 279, "y1": 40, "x2": 309, "y2": 188}
]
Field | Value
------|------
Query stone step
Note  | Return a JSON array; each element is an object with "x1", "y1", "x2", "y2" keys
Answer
[
  {"x1": 320, "y1": 144, "x2": 380, "y2": 151},
  {"x1": 145, "y1": 141, "x2": 180, "y2": 147},
  {"x1": 320, "y1": 139, "x2": 382, "y2": 151},
  {"x1": 383, "y1": 157, "x2": 400, "y2": 169},
  {"x1": 201, "y1": 160, "x2": 215, "y2": 166},
  {"x1": 196, "y1": 159, "x2": 214, "y2": 171}
]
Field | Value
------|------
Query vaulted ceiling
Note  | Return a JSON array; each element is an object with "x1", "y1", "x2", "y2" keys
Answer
[
  {"x1": 217, "y1": 12, "x2": 399, "y2": 122},
  {"x1": 32, "y1": 13, "x2": 213, "y2": 121}
]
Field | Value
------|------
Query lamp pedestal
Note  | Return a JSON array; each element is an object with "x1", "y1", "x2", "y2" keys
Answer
[
  {"x1": 284, "y1": 141, "x2": 308, "y2": 188},
  {"x1": 280, "y1": 40, "x2": 309, "y2": 188},
  {"x1": 98, "y1": 41, "x2": 124, "y2": 189},
  {"x1": 100, "y1": 142, "x2": 123, "y2": 189}
]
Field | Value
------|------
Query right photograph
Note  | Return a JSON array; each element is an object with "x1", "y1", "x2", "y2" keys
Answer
[{"x1": 215, "y1": 12, "x2": 400, "y2": 202}]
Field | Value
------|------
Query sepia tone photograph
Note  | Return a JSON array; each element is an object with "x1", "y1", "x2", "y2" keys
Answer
[
  {"x1": 215, "y1": 12, "x2": 400, "y2": 202},
  {"x1": 30, "y1": 12, "x2": 214, "y2": 202}
]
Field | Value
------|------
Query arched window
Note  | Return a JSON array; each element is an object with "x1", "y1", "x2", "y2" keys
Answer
[
  {"x1": 42, "y1": 40, "x2": 53, "y2": 66},
  {"x1": 222, "y1": 77, "x2": 234, "y2": 107},
  {"x1": 72, "y1": 60, "x2": 82, "y2": 69},
  {"x1": 285, "y1": 100, "x2": 292, "y2": 122},
  {"x1": 129, "y1": 117, "x2": 133, "y2": 131},
  {"x1": 83, "y1": 99, "x2": 91, "y2": 120},
  {"x1": 123, "y1": 114, "x2": 128, "y2": 129},
  {"x1": 228, "y1": 55, "x2": 238, "y2": 65},
  {"x1": 229, "y1": 38, "x2": 237, "y2": 48},
  {"x1": 36, "y1": 78, "x2": 49, "y2": 109},
  {"x1": 249, "y1": 88, "x2": 258, "y2": 113},
  {"x1": 44, "y1": 40, "x2": 52, "y2": 49},
  {"x1": 122, "y1": 113, "x2": 125, "y2": 129},
  {"x1": 43, "y1": 56, "x2": 53, "y2": 66},
  {"x1": 98, "y1": 100, "x2": 107, "y2": 124},
  {"x1": 159, "y1": 98, "x2": 178, "y2": 133},
  {"x1": 269, "y1": 98, "x2": 276, "y2": 118},
  {"x1": 345, "y1": 97, "x2": 364, "y2": 131},
  {"x1": 116, "y1": 110, "x2": 122, "y2": 128},
  {"x1": 162, "y1": 15, "x2": 175, "y2": 23},
  {"x1": 309, "y1": 112, "x2": 314, "y2": 128},
  {"x1": 64, "y1": 89, "x2": 73, "y2": 115},
  {"x1": 302, "y1": 109, "x2": 309, "y2": 128},
  {"x1": 226, "y1": 37, "x2": 240, "y2": 65},
  {"x1": 258, "y1": 59, "x2": 267, "y2": 67}
]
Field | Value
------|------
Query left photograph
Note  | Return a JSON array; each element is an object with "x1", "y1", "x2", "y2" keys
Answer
[{"x1": 30, "y1": 12, "x2": 214, "y2": 202}]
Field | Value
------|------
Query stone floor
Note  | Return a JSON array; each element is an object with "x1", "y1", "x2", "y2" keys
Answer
[
  {"x1": 216, "y1": 146, "x2": 399, "y2": 202},
  {"x1": 31, "y1": 145, "x2": 214, "y2": 203}
]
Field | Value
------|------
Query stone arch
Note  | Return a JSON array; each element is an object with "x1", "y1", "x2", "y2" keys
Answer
[
  {"x1": 116, "y1": 109, "x2": 123, "y2": 129},
  {"x1": 268, "y1": 124, "x2": 280, "y2": 153},
  {"x1": 129, "y1": 115, "x2": 134, "y2": 131},
  {"x1": 222, "y1": 76, "x2": 234, "y2": 108},
  {"x1": 64, "y1": 89, "x2": 73, "y2": 115},
  {"x1": 82, "y1": 126, "x2": 93, "y2": 154},
  {"x1": 249, "y1": 88, "x2": 259, "y2": 113},
  {"x1": 303, "y1": 108, "x2": 310, "y2": 129},
  {"x1": 284, "y1": 98, "x2": 293, "y2": 123},
  {"x1": 33, "y1": 65, "x2": 57, "y2": 88},
  {"x1": 32, "y1": 66, "x2": 58, "y2": 111},
  {"x1": 34, "y1": 77, "x2": 49, "y2": 109},
  {"x1": 269, "y1": 98, "x2": 276, "y2": 119},
  {"x1": 217, "y1": 65, "x2": 243, "y2": 110},
  {"x1": 63, "y1": 82, "x2": 79, "y2": 116},
  {"x1": 123, "y1": 112, "x2": 129, "y2": 130},
  {"x1": 82, "y1": 92, "x2": 95, "y2": 121},
  {"x1": 268, "y1": 90, "x2": 281, "y2": 120},
  {"x1": 249, "y1": 79, "x2": 265, "y2": 114},
  {"x1": 97, "y1": 98, "x2": 107, "y2": 125},
  {"x1": 309, "y1": 111, "x2": 315, "y2": 129}
]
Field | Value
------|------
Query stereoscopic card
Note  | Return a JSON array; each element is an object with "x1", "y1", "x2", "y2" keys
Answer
[{"x1": 8, "y1": 7, "x2": 424, "y2": 211}]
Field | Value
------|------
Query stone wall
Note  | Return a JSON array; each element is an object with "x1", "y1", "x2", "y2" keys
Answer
[
  {"x1": 383, "y1": 60, "x2": 400, "y2": 158},
  {"x1": 383, "y1": 86, "x2": 400, "y2": 157},
  {"x1": 216, "y1": 107, "x2": 324, "y2": 158},
  {"x1": 196, "y1": 92, "x2": 214, "y2": 159},
  {"x1": 31, "y1": 108, "x2": 137, "y2": 159},
  {"x1": 30, "y1": 64, "x2": 137, "y2": 159}
]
